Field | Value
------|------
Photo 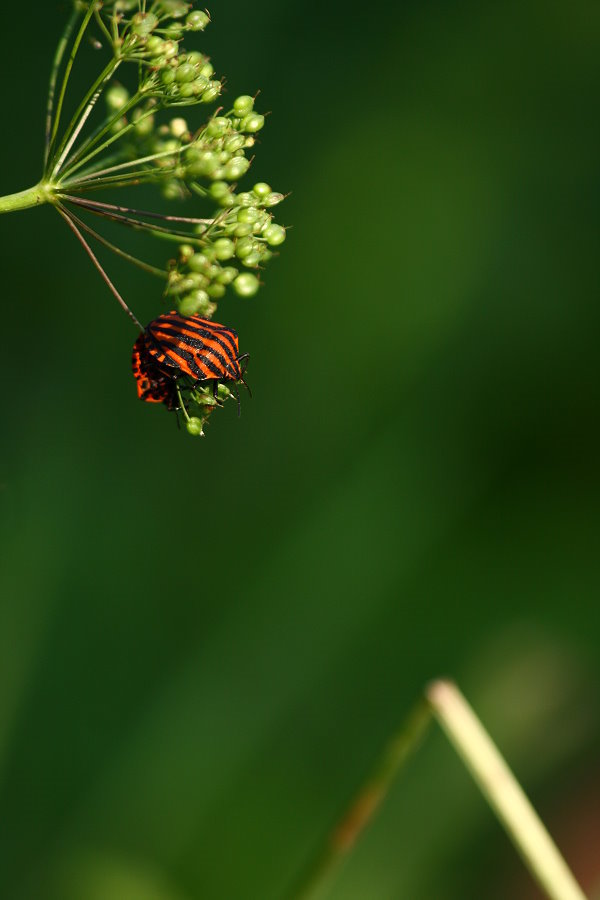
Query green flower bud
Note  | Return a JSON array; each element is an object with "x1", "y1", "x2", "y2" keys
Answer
[
  {"x1": 253, "y1": 182, "x2": 272, "y2": 199},
  {"x1": 209, "y1": 181, "x2": 230, "y2": 199},
  {"x1": 207, "y1": 116, "x2": 230, "y2": 137},
  {"x1": 131, "y1": 11, "x2": 159, "y2": 35},
  {"x1": 188, "y1": 253, "x2": 211, "y2": 272},
  {"x1": 237, "y1": 206, "x2": 261, "y2": 223},
  {"x1": 146, "y1": 35, "x2": 164, "y2": 56},
  {"x1": 157, "y1": 0, "x2": 189, "y2": 18},
  {"x1": 178, "y1": 83, "x2": 196, "y2": 98},
  {"x1": 263, "y1": 191, "x2": 285, "y2": 207},
  {"x1": 217, "y1": 190, "x2": 236, "y2": 206},
  {"x1": 162, "y1": 180, "x2": 184, "y2": 200},
  {"x1": 161, "y1": 67, "x2": 177, "y2": 86},
  {"x1": 213, "y1": 238, "x2": 235, "y2": 260},
  {"x1": 233, "y1": 95, "x2": 254, "y2": 117},
  {"x1": 236, "y1": 191, "x2": 258, "y2": 207},
  {"x1": 186, "y1": 416, "x2": 205, "y2": 436},
  {"x1": 252, "y1": 213, "x2": 270, "y2": 233},
  {"x1": 234, "y1": 222, "x2": 253, "y2": 237},
  {"x1": 191, "y1": 75, "x2": 210, "y2": 95},
  {"x1": 179, "y1": 290, "x2": 211, "y2": 315},
  {"x1": 188, "y1": 150, "x2": 219, "y2": 176},
  {"x1": 176, "y1": 63, "x2": 196, "y2": 83},
  {"x1": 200, "y1": 62, "x2": 215, "y2": 78},
  {"x1": 106, "y1": 84, "x2": 130, "y2": 112},
  {"x1": 217, "y1": 266, "x2": 238, "y2": 285},
  {"x1": 201, "y1": 81, "x2": 222, "y2": 103},
  {"x1": 179, "y1": 244, "x2": 195, "y2": 262},
  {"x1": 264, "y1": 223, "x2": 286, "y2": 246},
  {"x1": 224, "y1": 157, "x2": 250, "y2": 180},
  {"x1": 207, "y1": 282, "x2": 226, "y2": 298},
  {"x1": 242, "y1": 250, "x2": 261, "y2": 267},
  {"x1": 163, "y1": 22, "x2": 185, "y2": 39},
  {"x1": 170, "y1": 117, "x2": 188, "y2": 137},
  {"x1": 187, "y1": 10, "x2": 210, "y2": 30},
  {"x1": 223, "y1": 134, "x2": 245, "y2": 153},
  {"x1": 235, "y1": 236, "x2": 256, "y2": 259},
  {"x1": 185, "y1": 51, "x2": 205, "y2": 65},
  {"x1": 240, "y1": 113, "x2": 265, "y2": 133},
  {"x1": 162, "y1": 40, "x2": 179, "y2": 60},
  {"x1": 233, "y1": 272, "x2": 260, "y2": 297}
]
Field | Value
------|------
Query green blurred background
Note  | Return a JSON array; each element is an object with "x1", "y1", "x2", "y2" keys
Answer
[{"x1": 1, "y1": 0, "x2": 600, "y2": 897}]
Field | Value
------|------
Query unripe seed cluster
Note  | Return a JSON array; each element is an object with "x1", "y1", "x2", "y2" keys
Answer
[
  {"x1": 165, "y1": 180, "x2": 286, "y2": 316},
  {"x1": 61, "y1": 4, "x2": 288, "y2": 436}
]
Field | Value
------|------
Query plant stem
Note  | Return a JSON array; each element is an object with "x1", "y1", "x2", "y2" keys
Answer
[
  {"x1": 59, "y1": 93, "x2": 143, "y2": 176},
  {"x1": 48, "y1": 2, "x2": 97, "y2": 160},
  {"x1": 60, "y1": 194, "x2": 214, "y2": 225},
  {"x1": 61, "y1": 205, "x2": 168, "y2": 279},
  {"x1": 290, "y1": 699, "x2": 432, "y2": 900},
  {"x1": 51, "y1": 58, "x2": 122, "y2": 178},
  {"x1": 290, "y1": 680, "x2": 588, "y2": 900},
  {"x1": 0, "y1": 184, "x2": 51, "y2": 214},
  {"x1": 56, "y1": 204, "x2": 143, "y2": 330},
  {"x1": 428, "y1": 681, "x2": 588, "y2": 900},
  {"x1": 57, "y1": 105, "x2": 155, "y2": 182},
  {"x1": 44, "y1": 5, "x2": 80, "y2": 168}
]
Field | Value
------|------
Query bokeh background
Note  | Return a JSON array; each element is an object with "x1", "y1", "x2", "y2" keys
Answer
[{"x1": 1, "y1": 0, "x2": 600, "y2": 897}]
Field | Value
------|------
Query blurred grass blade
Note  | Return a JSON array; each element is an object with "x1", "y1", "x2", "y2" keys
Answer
[
  {"x1": 291, "y1": 681, "x2": 587, "y2": 900},
  {"x1": 428, "y1": 680, "x2": 588, "y2": 900},
  {"x1": 289, "y1": 700, "x2": 432, "y2": 900}
]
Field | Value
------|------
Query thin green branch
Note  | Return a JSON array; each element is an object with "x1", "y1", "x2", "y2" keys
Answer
[
  {"x1": 47, "y1": 2, "x2": 98, "y2": 162},
  {"x1": 61, "y1": 144, "x2": 182, "y2": 186},
  {"x1": 60, "y1": 204, "x2": 168, "y2": 279},
  {"x1": 57, "y1": 107, "x2": 159, "y2": 182},
  {"x1": 60, "y1": 193, "x2": 214, "y2": 225},
  {"x1": 290, "y1": 680, "x2": 588, "y2": 900},
  {"x1": 94, "y1": 7, "x2": 114, "y2": 48},
  {"x1": 51, "y1": 57, "x2": 122, "y2": 178},
  {"x1": 44, "y1": 5, "x2": 80, "y2": 168},
  {"x1": 59, "y1": 92, "x2": 144, "y2": 177},
  {"x1": 56, "y1": 204, "x2": 143, "y2": 330},
  {"x1": 59, "y1": 195, "x2": 204, "y2": 242}
]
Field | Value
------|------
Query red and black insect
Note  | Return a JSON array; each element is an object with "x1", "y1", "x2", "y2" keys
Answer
[{"x1": 132, "y1": 311, "x2": 250, "y2": 413}]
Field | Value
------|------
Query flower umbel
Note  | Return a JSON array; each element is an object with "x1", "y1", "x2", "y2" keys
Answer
[{"x1": 1, "y1": 0, "x2": 287, "y2": 436}]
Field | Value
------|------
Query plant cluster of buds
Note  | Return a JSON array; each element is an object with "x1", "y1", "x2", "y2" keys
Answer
[
  {"x1": 165, "y1": 180, "x2": 286, "y2": 318},
  {"x1": 25, "y1": 0, "x2": 289, "y2": 436}
]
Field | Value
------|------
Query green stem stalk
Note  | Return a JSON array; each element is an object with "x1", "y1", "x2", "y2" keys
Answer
[
  {"x1": 428, "y1": 681, "x2": 587, "y2": 900},
  {"x1": 44, "y1": 5, "x2": 80, "y2": 168},
  {"x1": 0, "y1": 183, "x2": 52, "y2": 214},
  {"x1": 47, "y1": 2, "x2": 97, "y2": 160},
  {"x1": 51, "y1": 58, "x2": 122, "y2": 178},
  {"x1": 290, "y1": 680, "x2": 587, "y2": 900}
]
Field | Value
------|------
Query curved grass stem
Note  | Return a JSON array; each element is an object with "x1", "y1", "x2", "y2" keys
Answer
[{"x1": 289, "y1": 680, "x2": 588, "y2": 900}]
